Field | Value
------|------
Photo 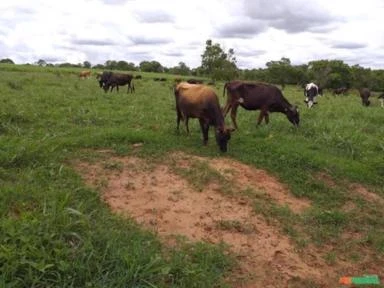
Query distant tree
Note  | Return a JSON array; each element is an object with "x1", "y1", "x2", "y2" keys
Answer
[
  {"x1": 104, "y1": 60, "x2": 118, "y2": 70},
  {"x1": 308, "y1": 60, "x2": 351, "y2": 88},
  {"x1": 171, "y1": 62, "x2": 191, "y2": 76},
  {"x1": 127, "y1": 62, "x2": 137, "y2": 71},
  {"x1": 201, "y1": 39, "x2": 238, "y2": 81},
  {"x1": 92, "y1": 64, "x2": 105, "y2": 70},
  {"x1": 58, "y1": 62, "x2": 71, "y2": 68},
  {"x1": 139, "y1": 60, "x2": 163, "y2": 73},
  {"x1": 0, "y1": 58, "x2": 14, "y2": 64},
  {"x1": 36, "y1": 59, "x2": 47, "y2": 66},
  {"x1": 83, "y1": 61, "x2": 91, "y2": 68},
  {"x1": 239, "y1": 68, "x2": 268, "y2": 82},
  {"x1": 265, "y1": 57, "x2": 294, "y2": 89},
  {"x1": 350, "y1": 64, "x2": 372, "y2": 89}
]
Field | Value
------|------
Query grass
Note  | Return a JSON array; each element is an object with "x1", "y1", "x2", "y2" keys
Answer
[{"x1": 1, "y1": 64, "x2": 384, "y2": 287}]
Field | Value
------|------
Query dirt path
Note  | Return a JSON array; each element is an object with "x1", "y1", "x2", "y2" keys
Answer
[{"x1": 74, "y1": 151, "x2": 345, "y2": 287}]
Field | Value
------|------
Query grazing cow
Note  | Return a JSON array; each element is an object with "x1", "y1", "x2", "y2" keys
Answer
[
  {"x1": 98, "y1": 71, "x2": 113, "y2": 88},
  {"x1": 187, "y1": 79, "x2": 204, "y2": 84},
  {"x1": 103, "y1": 73, "x2": 135, "y2": 93},
  {"x1": 174, "y1": 82, "x2": 234, "y2": 152},
  {"x1": 333, "y1": 87, "x2": 348, "y2": 95},
  {"x1": 222, "y1": 81, "x2": 299, "y2": 129},
  {"x1": 359, "y1": 88, "x2": 371, "y2": 106},
  {"x1": 79, "y1": 70, "x2": 91, "y2": 79},
  {"x1": 304, "y1": 82, "x2": 319, "y2": 108},
  {"x1": 379, "y1": 93, "x2": 384, "y2": 108}
]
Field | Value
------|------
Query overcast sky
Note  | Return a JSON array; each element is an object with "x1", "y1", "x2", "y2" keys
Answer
[{"x1": 1, "y1": 0, "x2": 384, "y2": 69}]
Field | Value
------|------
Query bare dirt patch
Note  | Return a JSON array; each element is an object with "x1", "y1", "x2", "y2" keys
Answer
[
  {"x1": 74, "y1": 152, "x2": 334, "y2": 287},
  {"x1": 350, "y1": 183, "x2": 384, "y2": 205}
]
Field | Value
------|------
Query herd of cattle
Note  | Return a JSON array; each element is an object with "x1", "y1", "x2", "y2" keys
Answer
[{"x1": 79, "y1": 70, "x2": 384, "y2": 152}]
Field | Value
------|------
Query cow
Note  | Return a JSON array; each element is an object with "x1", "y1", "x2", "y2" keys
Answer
[
  {"x1": 187, "y1": 79, "x2": 204, "y2": 84},
  {"x1": 333, "y1": 87, "x2": 348, "y2": 95},
  {"x1": 98, "y1": 71, "x2": 113, "y2": 89},
  {"x1": 174, "y1": 82, "x2": 234, "y2": 152},
  {"x1": 222, "y1": 81, "x2": 299, "y2": 129},
  {"x1": 103, "y1": 73, "x2": 135, "y2": 93},
  {"x1": 379, "y1": 93, "x2": 384, "y2": 108},
  {"x1": 79, "y1": 70, "x2": 91, "y2": 79},
  {"x1": 304, "y1": 82, "x2": 319, "y2": 108},
  {"x1": 359, "y1": 88, "x2": 371, "y2": 106}
]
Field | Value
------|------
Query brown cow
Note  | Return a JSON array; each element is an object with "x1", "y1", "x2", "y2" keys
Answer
[
  {"x1": 79, "y1": 70, "x2": 91, "y2": 79},
  {"x1": 174, "y1": 82, "x2": 234, "y2": 152},
  {"x1": 222, "y1": 81, "x2": 299, "y2": 129},
  {"x1": 359, "y1": 88, "x2": 371, "y2": 106}
]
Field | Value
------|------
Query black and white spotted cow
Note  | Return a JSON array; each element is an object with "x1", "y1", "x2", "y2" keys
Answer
[{"x1": 304, "y1": 82, "x2": 319, "y2": 108}]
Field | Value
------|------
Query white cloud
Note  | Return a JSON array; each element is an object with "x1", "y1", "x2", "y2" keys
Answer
[{"x1": 0, "y1": 0, "x2": 383, "y2": 69}]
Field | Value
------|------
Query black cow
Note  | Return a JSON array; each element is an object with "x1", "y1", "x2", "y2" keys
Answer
[
  {"x1": 103, "y1": 73, "x2": 135, "y2": 93},
  {"x1": 359, "y1": 88, "x2": 371, "y2": 106},
  {"x1": 98, "y1": 71, "x2": 113, "y2": 89},
  {"x1": 333, "y1": 87, "x2": 348, "y2": 95},
  {"x1": 187, "y1": 79, "x2": 203, "y2": 84},
  {"x1": 222, "y1": 81, "x2": 299, "y2": 129}
]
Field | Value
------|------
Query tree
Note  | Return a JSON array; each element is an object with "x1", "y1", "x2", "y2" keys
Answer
[
  {"x1": 201, "y1": 39, "x2": 238, "y2": 81},
  {"x1": 83, "y1": 61, "x2": 91, "y2": 68},
  {"x1": 104, "y1": 60, "x2": 118, "y2": 70},
  {"x1": 171, "y1": 62, "x2": 191, "y2": 75},
  {"x1": 139, "y1": 61, "x2": 163, "y2": 73},
  {"x1": 36, "y1": 59, "x2": 47, "y2": 66},
  {"x1": 266, "y1": 57, "x2": 293, "y2": 89},
  {"x1": 0, "y1": 58, "x2": 14, "y2": 64},
  {"x1": 308, "y1": 60, "x2": 351, "y2": 88}
]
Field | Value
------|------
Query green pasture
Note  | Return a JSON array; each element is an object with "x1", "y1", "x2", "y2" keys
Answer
[{"x1": 0, "y1": 64, "x2": 383, "y2": 287}]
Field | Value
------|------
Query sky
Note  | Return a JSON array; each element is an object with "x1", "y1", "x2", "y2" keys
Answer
[{"x1": 1, "y1": 0, "x2": 384, "y2": 70}]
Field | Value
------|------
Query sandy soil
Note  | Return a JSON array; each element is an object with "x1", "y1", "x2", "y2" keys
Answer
[{"x1": 74, "y1": 150, "x2": 383, "y2": 287}]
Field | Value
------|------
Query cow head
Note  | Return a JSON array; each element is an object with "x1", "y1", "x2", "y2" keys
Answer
[
  {"x1": 363, "y1": 99, "x2": 371, "y2": 106},
  {"x1": 285, "y1": 106, "x2": 300, "y2": 127},
  {"x1": 215, "y1": 126, "x2": 235, "y2": 152}
]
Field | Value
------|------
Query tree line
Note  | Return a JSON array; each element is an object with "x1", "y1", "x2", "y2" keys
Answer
[{"x1": 1, "y1": 39, "x2": 383, "y2": 91}]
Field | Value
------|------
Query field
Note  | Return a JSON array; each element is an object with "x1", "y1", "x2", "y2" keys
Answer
[{"x1": 1, "y1": 64, "x2": 383, "y2": 287}]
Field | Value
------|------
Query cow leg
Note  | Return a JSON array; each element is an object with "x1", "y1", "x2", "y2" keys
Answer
[
  {"x1": 131, "y1": 82, "x2": 135, "y2": 93},
  {"x1": 230, "y1": 104, "x2": 239, "y2": 129},
  {"x1": 222, "y1": 101, "x2": 232, "y2": 117},
  {"x1": 185, "y1": 117, "x2": 190, "y2": 135},
  {"x1": 176, "y1": 107, "x2": 182, "y2": 132},
  {"x1": 199, "y1": 119, "x2": 209, "y2": 145},
  {"x1": 257, "y1": 109, "x2": 266, "y2": 125},
  {"x1": 264, "y1": 111, "x2": 270, "y2": 124}
]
